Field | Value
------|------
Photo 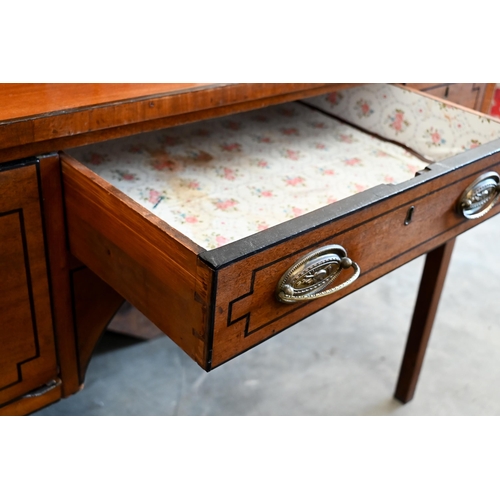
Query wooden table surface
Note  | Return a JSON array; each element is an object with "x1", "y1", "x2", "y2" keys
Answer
[{"x1": 0, "y1": 83, "x2": 350, "y2": 162}]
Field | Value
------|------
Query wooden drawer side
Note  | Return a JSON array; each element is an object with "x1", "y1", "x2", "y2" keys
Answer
[{"x1": 61, "y1": 154, "x2": 212, "y2": 368}]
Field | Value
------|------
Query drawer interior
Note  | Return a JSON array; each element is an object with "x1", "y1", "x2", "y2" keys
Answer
[
  {"x1": 67, "y1": 84, "x2": 500, "y2": 252},
  {"x1": 304, "y1": 84, "x2": 500, "y2": 162},
  {"x1": 62, "y1": 84, "x2": 500, "y2": 370},
  {"x1": 67, "y1": 99, "x2": 426, "y2": 251}
]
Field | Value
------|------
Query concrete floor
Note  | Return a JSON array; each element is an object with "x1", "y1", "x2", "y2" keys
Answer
[{"x1": 36, "y1": 215, "x2": 500, "y2": 416}]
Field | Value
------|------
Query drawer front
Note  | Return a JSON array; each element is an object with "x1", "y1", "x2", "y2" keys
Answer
[
  {"x1": 61, "y1": 85, "x2": 500, "y2": 372},
  {"x1": 208, "y1": 150, "x2": 500, "y2": 367}
]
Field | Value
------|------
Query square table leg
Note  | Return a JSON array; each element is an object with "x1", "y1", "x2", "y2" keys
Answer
[{"x1": 394, "y1": 238, "x2": 456, "y2": 403}]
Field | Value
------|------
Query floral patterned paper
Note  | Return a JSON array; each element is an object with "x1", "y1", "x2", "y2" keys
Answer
[
  {"x1": 304, "y1": 84, "x2": 500, "y2": 162},
  {"x1": 69, "y1": 99, "x2": 428, "y2": 250}
]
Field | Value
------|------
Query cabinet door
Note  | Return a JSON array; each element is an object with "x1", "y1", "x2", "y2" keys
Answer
[{"x1": 0, "y1": 160, "x2": 58, "y2": 408}]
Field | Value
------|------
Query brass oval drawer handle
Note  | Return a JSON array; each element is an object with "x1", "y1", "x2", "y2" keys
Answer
[
  {"x1": 276, "y1": 244, "x2": 360, "y2": 304},
  {"x1": 458, "y1": 171, "x2": 500, "y2": 220}
]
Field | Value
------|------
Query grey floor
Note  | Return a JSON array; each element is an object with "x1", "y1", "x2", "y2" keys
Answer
[{"x1": 36, "y1": 215, "x2": 500, "y2": 416}]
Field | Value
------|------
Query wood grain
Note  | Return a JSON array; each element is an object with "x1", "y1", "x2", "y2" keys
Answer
[
  {"x1": 209, "y1": 153, "x2": 500, "y2": 367},
  {"x1": 0, "y1": 162, "x2": 58, "y2": 406},
  {"x1": 404, "y1": 83, "x2": 489, "y2": 111},
  {"x1": 481, "y1": 83, "x2": 497, "y2": 114},
  {"x1": 0, "y1": 84, "x2": 210, "y2": 121},
  {"x1": 107, "y1": 302, "x2": 163, "y2": 340},
  {"x1": 61, "y1": 153, "x2": 212, "y2": 368},
  {"x1": 0, "y1": 84, "x2": 355, "y2": 161},
  {"x1": 394, "y1": 239, "x2": 456, "y2": 403},
  {"x1": 70, "y1": 267, "x2": 124, "y2": 383},
  {"x1": 37, "y1": 154, "x2": 80, "y2": 396},
  {"x1": 0, "y1": 379, "x2": 62, "y2": 416}
]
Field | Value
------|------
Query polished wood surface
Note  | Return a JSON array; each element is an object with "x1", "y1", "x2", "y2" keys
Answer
[
  {"x1": 404, "y1": 83, "x2": 495, "y2": 112},
  {"x1": 0, "y1": 83, "x2": 353, "y2": 162},
  {"x1": 108, "y1": 302, "x2": 163, "y2": 340},
  {"x1": 70, "y1": 267, "x2": 124, "y2": 383},
  {"x1": 0, "y1": 380, "x2": 62, "y2": 416},
  {"x1": 2, "y1": 83, "x2": 499, "y2": 413},
  {"x1": 0, "y1": 84, "x2": 210, "y2": 121},
  {"x1": 481, "y1": 83, "x2": 497, "y2": 114},
  {"x1": 60, "y1": 114, "x2": 500, "y2": 370},
  {"x1": 0, "y1": 162, "x2": 58, "y2": 408},
  {"x1": 210, "y1": 153, "x2": 500, "y2": 367},
  {"x1": 37, "y1": 154, "x2": 80, "y2": 396},
  {"x1": 61, "y1": 153, "x2": 212, "y2": 368},
  {"x1": 394, "y1": 239, "x2": 456, "y2": 403}
]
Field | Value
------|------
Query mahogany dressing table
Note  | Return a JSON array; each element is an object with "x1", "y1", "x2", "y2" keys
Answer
[{"x1": 1, "y1": 83, "x2": 498, "y2": 415}]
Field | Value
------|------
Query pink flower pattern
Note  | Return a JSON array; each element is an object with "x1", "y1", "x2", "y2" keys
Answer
[
  {"x1": 326, "y1": 92, "x2": 341, "y2": 105},
  {"x1": 253, "y1": 136, "x2": 272, "y2": 143},
  {"x1": 356, "y1": 99, "x2": 374, "y2": 118},
  {"x1": 424, "y1": 127, "x2": 446, "y2": 147},
  {"x1": 223, "y1": 168, "x2": 236, "y2": 180},
  {"x1": 216, "y1": 235, "x2": 228, "y2": 247},
  {"x1": 284, "y1": 149, "x2": 300, "y2": 160},
  {"x1": 220, "y1": 143, "x2": 242, "y2": 152},
  {"x1": 462, "y1": 139, "x2": 481, "y2": 150},
  {"x1": 285, "y1": 176, "x2": 305, "y2": 186},
  {"x1": 306, "y1": 83, "x2": 500, "y2": 163},
  {"x1": 322, "y1": 169, "x2": 335, "y2": 175},
  {"x1": 344, "y1": 158, "x2": 362, "y2": 166},
  {"x1": 214, "y1": 199, "x2": 238, "y2": 211},
  {"x1": 148, "y1": 189, "x2": 162, "y2": 204},
  {"x1": 113, "y1": 171, "x2": 136, "y2": 181},
  {"x1": 253, "y1": 188, "x2": 273, "y2": 198},
  {"x1": 388, "y1": 109, "x2": 409, "y2": 134},
  {"x1": 339, "y1": 134, "x2": 354, "y2": 143},
  {"x1": 281, "y1": 128, "x2": 299, "y2": 136},
  {"x1": 71, "y1": 93, "x2": 442, "y2": 251}
]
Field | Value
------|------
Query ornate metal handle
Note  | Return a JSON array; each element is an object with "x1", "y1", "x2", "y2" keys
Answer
[
  {"x1": 276, "y1": 244, "x2": 360, "y2": 304},
  {"x1": 458, "y1": 171, "x2": 500, "y2": 220}
]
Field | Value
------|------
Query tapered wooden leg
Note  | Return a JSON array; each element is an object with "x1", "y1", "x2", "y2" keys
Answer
[{"x1": 394, "y1": 238, "x2": 456, "y2": 403}]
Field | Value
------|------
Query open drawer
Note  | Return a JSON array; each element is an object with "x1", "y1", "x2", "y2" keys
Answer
[{"x1": 60, "y1": 84, "x2": 500, "y2": 370}]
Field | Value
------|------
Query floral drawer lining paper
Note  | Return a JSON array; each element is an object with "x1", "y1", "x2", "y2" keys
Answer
[
  {"x1": 304, "y1": 84, "x2": 500, "y2": 163},
  {"x1": 69, "y1": 96, "x2": 429, "y2": 250}
]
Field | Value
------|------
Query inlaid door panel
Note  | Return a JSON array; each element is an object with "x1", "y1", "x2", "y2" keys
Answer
[{"x1": 0, "y1": 161, "x2": 58, "y2": 407}]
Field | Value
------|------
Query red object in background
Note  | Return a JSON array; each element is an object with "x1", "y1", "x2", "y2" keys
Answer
[{"x1": 490, "y1": 88, "x2": 500, "y2": 117}]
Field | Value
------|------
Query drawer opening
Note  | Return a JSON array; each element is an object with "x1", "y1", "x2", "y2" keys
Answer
[
  {"x1": 67, "y1": 84, "x2": 500, "y2": 253},
  {"x1": 61, "y1": 84, "x2": 500, "y2": 370}
]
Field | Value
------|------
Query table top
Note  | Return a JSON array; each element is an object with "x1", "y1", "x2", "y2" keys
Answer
[{"x1": 0, "y1": 83, "x2": 352, "y2": 162}]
